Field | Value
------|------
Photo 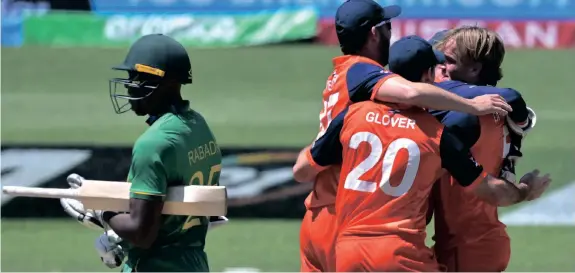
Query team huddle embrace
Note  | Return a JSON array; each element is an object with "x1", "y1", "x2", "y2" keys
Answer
[{"x1": 293, "y1": 0, "x2": 550, "y2": 272}]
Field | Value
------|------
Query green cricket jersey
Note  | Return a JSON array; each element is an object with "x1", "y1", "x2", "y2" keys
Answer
[{"x1": 123, "y1": 101, "x2": 222, "y2": 272}]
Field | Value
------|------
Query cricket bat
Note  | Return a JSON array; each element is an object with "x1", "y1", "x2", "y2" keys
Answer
[{"x1": 2, "y1": 180, "x2": 227, "y2": 216}]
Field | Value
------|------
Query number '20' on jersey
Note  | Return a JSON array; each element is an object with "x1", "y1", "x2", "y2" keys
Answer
[{"x1": 305, "y1": 101, "x2": 487, "y2": 240}]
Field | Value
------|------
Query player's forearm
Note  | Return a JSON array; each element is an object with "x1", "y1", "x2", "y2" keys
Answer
[
  {"x1": 494, "y1": 181, "x2": 528, "y2": 206},
  {"x1": 293, "y1": 146, "x2": 318, "y2": 183},
  {"x1": 106, "y1": 213, "x2": 156, "y2": 249},
  {"x1": 405, "y1": 83, "x2": 479, "y2": 113},
  {"x1": 477, "y1": 176, "x2": 529, "y2": 207}
]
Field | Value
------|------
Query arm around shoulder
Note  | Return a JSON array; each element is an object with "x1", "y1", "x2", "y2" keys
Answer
[
  {"x1": 372, "y1": 75, "x2": 420, "y2": 103},
  {"x1": 375, "y1": 77, "x2": 511, "y2": 116},
  {"x1": 375, "y1": 76, "x2": 473, "y2": 111}
]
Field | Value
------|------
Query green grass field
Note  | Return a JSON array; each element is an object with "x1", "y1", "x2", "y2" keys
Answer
[{"x1": 2, "y1": 45, "x2": 575, "y2": 271}]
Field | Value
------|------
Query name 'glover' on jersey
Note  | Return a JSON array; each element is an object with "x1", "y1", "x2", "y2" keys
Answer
[{"x1": 366, "y1": 111, "x2": 416, "y2": 129}]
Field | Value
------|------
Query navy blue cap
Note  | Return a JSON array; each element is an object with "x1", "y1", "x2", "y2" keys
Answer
[
  {"x1": 428, "y1": 29, "x2": 449, "y2": 45},
  {"x1": 336, "y1": 0, "x2": 401, "y2": 50},
  {"x1": 389, "y1": 35, "x2": 445, "y2": 82}
]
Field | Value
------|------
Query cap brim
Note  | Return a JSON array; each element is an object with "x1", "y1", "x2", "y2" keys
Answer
[
  {"x1": 433, "y1": 49, "x2": 446, "y2": 64},
  {"x1": 381, "y1": 5, "x2": 402, "y2": 20},
  {"x1": 112, "y1": 64, "x2": 132, "y2": 71},
  {"x1": 428, "y1": 29, "x2": 449, "y2": 45}
]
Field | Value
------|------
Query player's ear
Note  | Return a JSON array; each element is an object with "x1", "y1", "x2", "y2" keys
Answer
[
  {"x1": 433, "y1": 64, "x2": 446, "y2": 82},
  {"x1": 370, "y1": 26, "x2": 379, "y2": 42},
  {"x1": 425, "y1": 67, "x2": 435, "y2": 83}
]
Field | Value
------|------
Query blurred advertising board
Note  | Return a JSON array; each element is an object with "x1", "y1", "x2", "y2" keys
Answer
[
  {"x1": 1, "y1": 0, "x2": 92, "y2": 47},
  {"x1": 1, "y1": 146, "x2": 310, "y2": 218},
  {"x1": 2, "y1": 0, "x2": 90, "y2": 11},
  {"x1": 89, "y1": 0, "x2": 575, "y2": 20},
  {"x1": 1, "y1": 0, "x2": 49, "y2": 47},
  {"x1": 318, "y1": 19, "x2": 575, "y2": 49},
  {"x1": 22, "y1": 9, "x2": 317, "y2": 47},
  {"x1": 2, "y1": 16, "x2": 24, "y2": 47}
]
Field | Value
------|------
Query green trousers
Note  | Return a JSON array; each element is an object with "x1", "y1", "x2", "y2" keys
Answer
[{"x1": 121, "y1": 247, "x2": 209, "y2": 272}]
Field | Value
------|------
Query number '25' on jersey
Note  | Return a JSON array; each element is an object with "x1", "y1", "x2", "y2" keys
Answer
[
  {"x1": 308, "y1": 55, "x2": 397, "y2": 209},
  {"x1": 305, "y1": 101, "x2": 487, "y2": 241}
]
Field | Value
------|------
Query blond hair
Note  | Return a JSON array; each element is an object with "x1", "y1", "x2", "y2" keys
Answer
[{"x1": 435, "y1": 26, "x2": 506, "y2": 85}]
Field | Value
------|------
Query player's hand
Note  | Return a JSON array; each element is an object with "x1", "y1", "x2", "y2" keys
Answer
[
  {"x1": 469, "y1": 94, "x2": 512, "y2": 116},
  {"x1": 518, "y1": 169, "x2": 552, "y2": 201},
  {"x1": 94, "y1": 230, "x2": 125, "y2": 269},
  {"x1": 61, "y1": 197, "x2": 107, "y2": 230},
  {"x1": 66, "y1": 173, "x2": 84, "y2": 189},
  {"x1": 60, "y1": 173, "x2": 107, "y2": 230}
]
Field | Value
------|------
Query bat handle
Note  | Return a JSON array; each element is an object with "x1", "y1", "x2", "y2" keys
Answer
[{"x1": 2, "y1": 186, "x2": 79, "y2": 199}]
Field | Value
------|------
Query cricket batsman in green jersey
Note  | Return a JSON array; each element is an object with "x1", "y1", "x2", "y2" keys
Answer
[{"x1": 59, "y1": 34, "x2": 228, "y2": 272}]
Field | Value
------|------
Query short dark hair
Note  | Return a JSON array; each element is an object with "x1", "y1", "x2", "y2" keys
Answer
[
  {"x1": 479, "y1": 66, "x2": 503, "y2": 86},
  {"x1": 340, "y1": 39, "x2": 368, "y2": 55},
  {"x1": 341, "y1": 44, "x2": 361, "y2": 55},
  {"x1": 338, "y1": 28, "x2": 369, "y2": 55}
]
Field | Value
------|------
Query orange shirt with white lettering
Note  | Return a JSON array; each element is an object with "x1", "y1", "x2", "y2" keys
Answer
[
  {"x1": 306, "y1": 101, "x2": 487, "y2": 246},
  {"x1": 305, "y1": 56, "x2": 397, "y2": 209}
]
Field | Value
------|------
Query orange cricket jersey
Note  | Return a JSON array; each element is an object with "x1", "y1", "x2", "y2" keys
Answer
[
  {"x1": 429, "y1": 81, "x2": 512, "y2": 250},
  {"x1": 305, "y1": 55, "x2": 397, "y2": 209},
  {"x1": 306, "y1": 101, "x2": 488, "y2": 271},
  {"x1": 335, "y1": 102, "x2": 444, "y2": 241},
  {"x1": 433, "y1": 114, "x2": 509, "y2": 249}
]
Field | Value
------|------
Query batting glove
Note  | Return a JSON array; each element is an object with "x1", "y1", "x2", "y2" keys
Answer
[
  {"x1": 94, "y1": 229, "x2": 125, "y2": 269},
  {"x1": 208, "y1": 216, "x2": 229, "y2": 230},
  {"x1": 60, "y1": 173, "x2": 109, "y2": 230},
  {"x1": 500, "y1": 141, "x2": 523, "y2": 183},
  {"x1": 500, "y1": 158, "x2": 517, "y2": 183},
  {"x1": 506, "y1": 107, "x2": 537, "y2": 138}
]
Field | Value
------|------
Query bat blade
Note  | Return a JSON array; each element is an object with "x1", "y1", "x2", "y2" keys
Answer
[
  {"x1": 2, "y1": 180, "x2": 227, "y2": 216},
  {"x1": 2, "y1": 186, "x2": 79, "y2": 199}
]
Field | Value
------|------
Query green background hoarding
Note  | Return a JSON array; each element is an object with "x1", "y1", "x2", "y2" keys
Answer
[{"x1": 23, "y1": 9, "x2": 318, "y2": 47}]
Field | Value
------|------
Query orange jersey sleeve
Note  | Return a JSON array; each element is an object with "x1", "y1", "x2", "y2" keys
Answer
[
  {"x1": 308, "y1": 56, "x2": 396, "y2": 209},
  {"x1": 316, "y1": 56, "x2": 396, "y2": 138}
]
